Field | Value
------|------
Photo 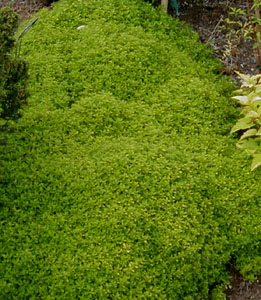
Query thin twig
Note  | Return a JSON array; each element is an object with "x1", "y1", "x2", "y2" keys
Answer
[
  {"x1": 207, "y1": 15, "x2": 224, "y2": 44},
  {"x1": 16, "y1": 17, "x2": 39, "y2": 57}
]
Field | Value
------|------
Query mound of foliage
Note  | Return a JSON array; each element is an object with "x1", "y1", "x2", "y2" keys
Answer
[{"x1": 0, "y1": 0, "x2": 260, "y2": 299}]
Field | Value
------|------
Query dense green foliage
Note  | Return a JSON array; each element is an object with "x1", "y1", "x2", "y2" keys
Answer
[
  {"x1": 0, "y1": 0, "x2": 260, "y2": 299},
  {"x1": 0, "y1": 6, "x2": 28, "y2": 121}
]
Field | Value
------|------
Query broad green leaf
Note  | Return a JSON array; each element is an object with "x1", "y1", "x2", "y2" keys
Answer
[
  {"x1": 241, "y1": 107, "x2": 252, "y2": 115},
  {"x1": 251, "y1": 154, "x2": 261, "y2": 171},
  {"x1": 231, "y1": 118, "x2": 255, "y2": 133},
  {"x1": 232, "y1": 95, "x2": 248, "y2": 105},
  {"x1": 237, "y1": 139, "x2": 258, "y2": 150},
  {"x1": 246, "y1": 92, "x2": 258, "y2": 104},
  {"x1": 253, "y1": 96, "x2": 261, "y2": 102},
  {"x1": 245, "y1": 111, "x2": 259, "y2": 118},
  {"x1": 240, "y1": 128, "x2": 257, "y2": 140},
  {"x1": 245, "y1": 149, "x2": 257, "y2": 155},
  {"x1": 233, "y1": 88, "x2": 244, "y2": 94}
]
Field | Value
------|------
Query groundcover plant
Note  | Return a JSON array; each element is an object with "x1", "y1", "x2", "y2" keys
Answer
[{"x1": 0, "y1": 0, "x2": 260, "y2": 299}]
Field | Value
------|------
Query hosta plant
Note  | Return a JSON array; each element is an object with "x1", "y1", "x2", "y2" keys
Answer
[{"x1": 231, "y1": 72, "x2": 261, "y2": 170}]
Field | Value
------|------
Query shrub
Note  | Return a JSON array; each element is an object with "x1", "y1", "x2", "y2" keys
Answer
[
  {"x1": 231, "y1": 72, "x2": 261, "y2": 170},
  {"x1": 0, "y1": 0, "x2": 260, "y2": 299},
  {"x1": 0, "y1": 6, "x2": 28, "y2": 121}
]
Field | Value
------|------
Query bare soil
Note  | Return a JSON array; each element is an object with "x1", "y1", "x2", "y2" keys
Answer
[
  {"x1": 0, "y1": 0, "x2": 51, "y2": 20},
  {"x1": 177, "y1": 0, "x2": 259, "y2": 77},
  {"x1": 226, "y1": 267, "x2": 261, "y2": 300},
  {"x1": 1, "y1": 0, "x2": 260, "y2": 299}
]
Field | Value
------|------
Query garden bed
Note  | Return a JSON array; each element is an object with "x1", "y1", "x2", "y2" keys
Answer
[{"x1": 0, "y1": 0, "x2": 260, "y2": 299}]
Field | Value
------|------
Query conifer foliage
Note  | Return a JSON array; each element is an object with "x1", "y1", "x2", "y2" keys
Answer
[{"x1": 0, "y1": 6, "x2": 28, "y2": 121}]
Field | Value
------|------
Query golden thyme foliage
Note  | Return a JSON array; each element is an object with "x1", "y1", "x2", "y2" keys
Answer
[{"x1": 0, "y1": 1, "x2": 260, "y2": 299}]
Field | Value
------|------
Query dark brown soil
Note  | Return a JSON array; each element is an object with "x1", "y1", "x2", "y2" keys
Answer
[
  {"x1": 226, "y1": 268, "x2": 261, "y2": 300},
  {"x1": 0, "y1": 0, "x2": 50, "y2": 20},
  {"x1": 177, "y1": 0, "x2": 259, "y2": 77},
  {"x1": 1, "y1": 1, "x2": 260, "y2": 299}
]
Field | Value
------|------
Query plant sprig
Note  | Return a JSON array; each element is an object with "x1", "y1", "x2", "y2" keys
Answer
[{"x1": 231, "y1": 72, "x2": 261, "y2": 170}]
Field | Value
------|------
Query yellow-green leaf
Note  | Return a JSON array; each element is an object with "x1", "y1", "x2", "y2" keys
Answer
[
  {"x1": 240, "y1": 128, "x2": 257, "y2": 140},
  {"x1": 251, "y1": 154, "x2": 261, "y2": 171},
  {"x1": 232, "y1": 95, "x2": 248, "y2": 105},
  {"x1": 245, "y1": 111, "x2": 259, "y2": 118},
  {"x1": 231, "y1": 118, "x2": 255, "y2": 133}
]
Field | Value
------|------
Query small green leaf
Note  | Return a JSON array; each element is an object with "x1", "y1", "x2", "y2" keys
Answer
[
  {"x1": 237, "y1": 139, "x2": 258, "y2": 151},
  {"x1": 235, "y1": 71, "x2": 250, "y2": 82},
  {"x1": 231, "y1": 118, "x2": 255, "y2": 133},
  {"x1": 251, "y1": 154, "x2": 261, "y2": 171},
  {"x1": 253, "y1": 96, "x2": 261, "y2": 103},
  {"x1": 251, "y1": 74, "x2": 261, "y2": 81},
  {"x1": 240, "y1": 128, "x2": 257, "y2": 140},
  {"x1": 233, "y1": 88, "x2": 244, "y2": 94},
  {"x1": 245, "y1": 111, "x2": 259, "y2": 118},
  {"x1": 232, "y1": 95, "x2": 249, "y2": 105},
  {"x1": 236, "y1": 72, "x2": 254, "y2": 88}
]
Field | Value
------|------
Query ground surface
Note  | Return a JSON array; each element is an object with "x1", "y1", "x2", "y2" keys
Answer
[
  {"x1": 226, "y1": 270, "x2": 261, "y2": 300},
  {"x1": 178, "y1": 0, "x2": 258, "y2": 77},
  {"x1": 1, "y1": 0, "x2": 260, "y2": 299}
]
